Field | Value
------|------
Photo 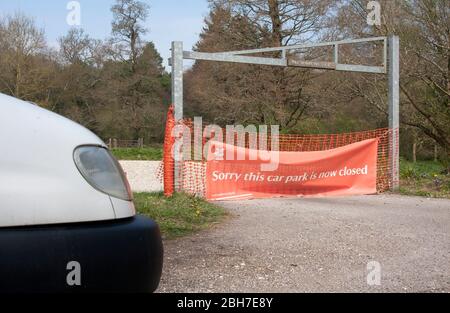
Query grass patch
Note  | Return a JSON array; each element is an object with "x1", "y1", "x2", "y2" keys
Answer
[
  {"x1": 111, "y1": 146, "x2": 163, "y2": 161},
  {"x1": 134, "y1": 192, "x2": 227, "y2": 239},
  {"x1": 399, "y1": 159, "x2": 450, "y2": 199}
]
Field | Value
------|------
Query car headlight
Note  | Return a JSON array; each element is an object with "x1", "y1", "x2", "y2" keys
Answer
[{"x1": 73, "y1": 146, "x2": 133, "y2": 201}]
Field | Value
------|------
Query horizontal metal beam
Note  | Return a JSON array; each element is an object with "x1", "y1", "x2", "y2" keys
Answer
[
  {"x1": 183, "y1": 51, "x2": 287, "y2": 67},
  {"x1": 184, "y1": 51, "x2": 385, "y2": 73},
  {"x1": 335, "y1": 64, "x2": 386, "y2": 74},
  {"x1": 288, "y1": 59, "x2": 336, "y2": 70},
  {"x1": 213, "y1": 37, "x2": 387, "y2": 56}
]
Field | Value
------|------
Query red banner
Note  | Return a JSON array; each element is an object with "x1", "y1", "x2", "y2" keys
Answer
[{"x1": 206, "y1": 139, "x2": 379, "y2": 200}]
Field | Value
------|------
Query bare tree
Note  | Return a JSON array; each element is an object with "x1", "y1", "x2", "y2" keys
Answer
[
  {"x1": 401, "y1": 0, "x2": 449, "y2": 154},
  {"x1": 111, "y1": 0, "x2": 150, "y2": 72},
  {"x1": 212, "y1": 0, "x2": 332, "y2": 45},
  {"x1": 187, "y1": 1, "x2": 334, "y2": 129},
  {"x1": 58, "y1": 28, "x2": 93, "y2": 65},
  {"x1": 0, "y1": 13, "x2": 46, "y2": 98},
  {"x1": 0, "y1": 9, "x2": 169, "y2": 144},
  {"x1": 331, "y1": 0, "x2": 449, "y2": 157}
]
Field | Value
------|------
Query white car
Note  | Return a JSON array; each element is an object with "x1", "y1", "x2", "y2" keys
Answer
[{"x1": 0, "y1": 93, "x2": 163, "y2": 293}]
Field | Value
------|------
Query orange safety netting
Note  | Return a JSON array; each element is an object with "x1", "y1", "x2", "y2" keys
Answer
[
  {"x1": 161, "y1": 108, "x2": 398, "y2": 198},
  {"x1": 162, "y1": 106, "x2": 175, "y2": 196}
]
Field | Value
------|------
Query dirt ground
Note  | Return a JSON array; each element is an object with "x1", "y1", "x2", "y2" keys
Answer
[{"x1": 157, "y1": 194, "x2": 450, "y2": 293}]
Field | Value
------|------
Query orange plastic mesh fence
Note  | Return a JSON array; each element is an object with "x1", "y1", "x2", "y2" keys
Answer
[
  {"x1": 161, "y1": 114, "x2": 398, "y2": 198},
  {"x1": 162, "y1": 106, "x2": 175, "y2": 196}
]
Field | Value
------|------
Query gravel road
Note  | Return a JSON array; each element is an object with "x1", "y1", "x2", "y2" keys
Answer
[{"x1": 158, "y1": 194, "x2": 450, "y2": 293}]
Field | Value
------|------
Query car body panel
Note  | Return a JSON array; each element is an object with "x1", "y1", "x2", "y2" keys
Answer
[
  {"x1": 110, "y1": 196, "x2": 136, "y2": 219},
  {"x1": 0, "y1": 93, "x2": 134, "y2": 227}
]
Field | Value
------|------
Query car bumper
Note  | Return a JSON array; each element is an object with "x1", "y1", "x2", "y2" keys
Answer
[{"x1": 0, "y1": 215, "x2": 163, "y2": 293}]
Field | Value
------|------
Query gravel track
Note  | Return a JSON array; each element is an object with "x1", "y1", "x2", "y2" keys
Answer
[{"x1": 158, "y1": 194, "x2": 450, "y2": 293}]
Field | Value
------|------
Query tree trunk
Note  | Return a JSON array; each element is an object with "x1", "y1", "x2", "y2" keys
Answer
[
  {"x1": 268, "y1": 0, "x2": 282, "y2": 47},
  {"x1": 268, "y1": 0, "x2": 289, "y2": 128},
  {"x1": 130, "y1": 29, "x2": 138, "y2": 73},
  {"x1": 15, "y1": 52, "x2": 21, "y2": 98}
]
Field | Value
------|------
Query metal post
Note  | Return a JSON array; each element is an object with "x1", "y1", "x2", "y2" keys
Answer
[
  {"x1": 171, "y1": 41, "x2": 184, "y2": 191},
  {"x1": 388, "y1": 35, "x2": 400, "y2": 191},
  {"x1": 171, "y1": 41, "x2": 184, "y2": 121},
  {"x1": 334, "y1": 44, "x2": 339, "y2": 64}
]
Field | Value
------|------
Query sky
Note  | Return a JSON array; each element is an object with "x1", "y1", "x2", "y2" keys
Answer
[{"x1": 0, "y1": 0, "x2": 210, "y2": 69}]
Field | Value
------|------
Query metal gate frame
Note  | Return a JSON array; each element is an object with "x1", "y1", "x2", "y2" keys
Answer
[{"x1": 170, "y1": 36, "x2": 400, "y2": 191}]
